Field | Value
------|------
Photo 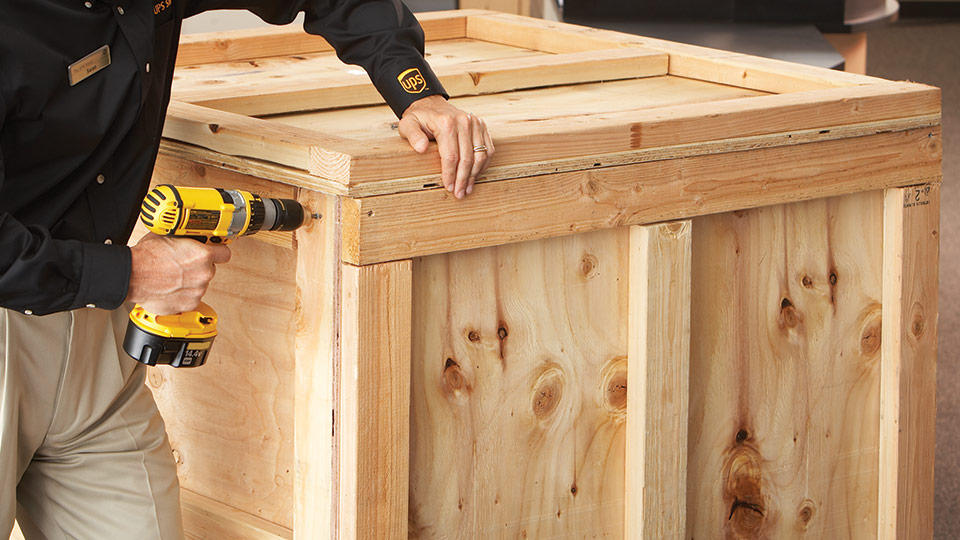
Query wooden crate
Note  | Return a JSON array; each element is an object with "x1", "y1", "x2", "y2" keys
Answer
[{"x1": 147, "y1": 10, "x2": 941, "y2": 539}]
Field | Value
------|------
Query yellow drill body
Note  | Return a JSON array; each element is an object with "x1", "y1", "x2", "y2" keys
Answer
[{"x1": 123, "y1": 185, "x2": 309, "y2": 367}]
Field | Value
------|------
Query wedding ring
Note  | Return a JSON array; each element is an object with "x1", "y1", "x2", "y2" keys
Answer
[{"x1": 473, "y1": 144, "x2": 488, "y2": 153}]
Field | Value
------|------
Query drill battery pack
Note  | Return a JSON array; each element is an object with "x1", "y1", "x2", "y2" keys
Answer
[{"x1": 123, "y1": 303, "x2": 218, "y2": 367}]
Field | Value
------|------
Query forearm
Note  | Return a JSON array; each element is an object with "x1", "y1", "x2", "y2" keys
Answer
[{"x1": 0, "y1": 213, "x2": 131, "y2": 315}]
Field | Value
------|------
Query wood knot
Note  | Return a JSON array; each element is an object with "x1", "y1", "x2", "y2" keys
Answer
[
  {"x1": 722, "y1": 445, "x2": 766, "y2": 537},
  {"x1": 497, "y1": 323, "x2": 509, "y2": 369},
  {"x1": 665, "y1": 221, "x2": 687, "y2": 234},
  {"x1": 570, "y1": 483, "x2": 578, "y2": 496},
  {"x1": 531, "y1": 365, "x2": 565, "y2": 420},
  {"x1": 736, "y1": 429, "x2": 749, "y2": 444},
  {"x1": 778, "y1": 297, "x2": 803, "y2": 330},
  {"x1": 468, "y1": 71, "x2": 482, "y2": 86},
  {"x1": 582, "y1": 178, "x2": 601, "y2": 196},
  {"x1": 207, "y1": 123, "x2": 220, "y2": 133},
  {"x1": 911, "y1": 305, "x2": 926, "y2": 339},
  {"x1": 441, "y1": 357, "x2": 469, "y2": 398},
  {"x1": 467, "y1": 329, "x2": 481, "y2": 343},
  {"x1": 860, "y1": 320, "x2": 882, "y2": 356},
  {"x1": 580, "y1": 253, "x2": 599, "y2": 280},
  {"x1": 801, "y1": 275, "x2": 813, "y2": 288},
  {"x1": 798, "y1": 499, "x2": 816, "y2": 529},
  {"x1": 829, "y1": 271, "x2": 838, "y2": 286},
  {"x1": 600, "y1": 356, "x2": 628, "y2": 416}
]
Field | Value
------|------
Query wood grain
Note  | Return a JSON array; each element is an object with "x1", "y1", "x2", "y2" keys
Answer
[
  {"x1": 148, "y1": 235, "x2": 298, "y2": 529},
  {"x1": 271, "y1": 80, "x2": 939, "y2": 189},
  {"x1": 879, "y1": 183, "x2": 940, "y2": 539},
  {"x1": 338, "y1": 261, "x2": 413, "y2": 539},
  {"x1": 626, "y1": 221, "x2": 692, "y2": 539},
  {"x1": 175, "y1": 11, "x2": 470, "y2": 66},
  {"x1": 293, "y1": 192, "x2": 340, "y2": 539},
  {"x1": 179, "y1": 45, "x2": 667, "y2": 116},
  {"x1": 687, "y1": 191, "x2": 885, "y2": 537},
  {"x1": 181, "y1": 489, "x2": 293, "y2": 540},
  {"x1": 409, "y1": 229, "x2": 627, "y2": 538},
  {"x1": 341, "y1": 127, "x2": 941, "y2": 264},
  {"x1": 465, "y1": 11, "x2": 884, "y2": 89}
]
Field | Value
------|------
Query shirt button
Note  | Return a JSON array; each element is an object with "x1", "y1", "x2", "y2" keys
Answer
[
  {"x1": 117, "y1": 6, "x2": 124, "y2": 15},
  {"x1": 84, "y1": 1, "x2": 93, "y2": 8},
  {"x1": 104, "y1": 238, "x2": 113, "y2": 245},
  {"x1": 24, "y1": 309, "x2": 33, "y2": 316},
  {"x1": 146, "y1": 63, "x2": 151, "y2": 73},
  {"x1": 86, "y1": 303, "x2": 97, "y2": 309},
  {"x1": 96, "y1": 174, "x2": 105, "y2": 185}
]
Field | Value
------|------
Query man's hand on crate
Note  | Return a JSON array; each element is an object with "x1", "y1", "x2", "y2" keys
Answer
[{"x1": 399, "y1": 95, "x2": 495, "y2": 200}]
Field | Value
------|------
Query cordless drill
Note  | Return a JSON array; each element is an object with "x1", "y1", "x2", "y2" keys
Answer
[{"x1": 123, "y1": 185, "x2": 311, "y2": 368}]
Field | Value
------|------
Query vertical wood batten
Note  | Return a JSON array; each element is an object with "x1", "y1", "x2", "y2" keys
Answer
[
  {"x1": 626, "y1": 221, "x2": 693, "y2": 539},
  {"x1": 879, "y1": 183, "x2": 939, "y2": 539},
  {"x1": 294, "y1": 192, "x2": 339, "y2": 539},
  {"x1": 338, "y1": 261, "x2": 413, "y2": 539}
]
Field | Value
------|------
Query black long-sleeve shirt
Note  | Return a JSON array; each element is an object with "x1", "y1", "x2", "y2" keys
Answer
[{"x1": 0, "y1": 0, "x2": 445, "y2": 315}]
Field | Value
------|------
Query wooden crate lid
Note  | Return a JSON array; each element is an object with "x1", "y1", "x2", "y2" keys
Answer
[{"x1": 163, "y1": 10, "x2": 940, "y2": 197}]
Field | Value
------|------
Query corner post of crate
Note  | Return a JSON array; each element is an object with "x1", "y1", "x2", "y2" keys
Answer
[
  {"x1": 293, "y1": 191, "x2": 341, "y2": 539},
  {"x1": 339, "y1": 259, "x2": 413, "y2": 538},
  {"x1": 625, "y1": 220, "x2": 693, "y2": 539},
  {"x1": 879, "y1": 183, "x2": 940, "y2": 539}
]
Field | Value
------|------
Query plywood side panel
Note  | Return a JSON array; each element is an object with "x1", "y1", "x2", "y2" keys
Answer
[
  {"x1": 687, "y1": 191, "x2": 884, "y2": 537},
  {"x1": 626, "y1": 221, "x2": 692, "y2": 539},
  {"x1": 148, "y1": 237, "x2": 298, "y2": 529},
  {"x1": 409, "y1": 228, "x2": 627, "y2": 538},
  {"x1": 879, "y1": 184, "x2": 939, "y2": 539}
]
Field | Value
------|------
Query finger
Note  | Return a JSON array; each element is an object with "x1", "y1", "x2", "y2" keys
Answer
[
  {"x1": 435, "y1": 119, "x2": 459, "y2": 191},
  {"x1": 398, "y1": 116, "x2": 430, "y2": 154},
  {"x1": 454, "y1": 115, "x2": 474, "y2": 199},
  {"x1": 209, "y1": 244, "x2": 232, "y2": 264},
  {"x1": 482, "y1": 118, "x2": 495, "y2": 157},
  {"x1": 468, "y1": 117, "x2": 488, "y2": 194}
]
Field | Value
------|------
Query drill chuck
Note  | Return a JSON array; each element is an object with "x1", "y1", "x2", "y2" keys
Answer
[{"x1": 259, "y1": 197, "x2": 306, "y2": 232}]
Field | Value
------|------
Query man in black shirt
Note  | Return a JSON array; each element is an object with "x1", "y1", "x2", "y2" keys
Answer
[{"x1": 0, "y1": 1, "x2": 493, "y2": 537}]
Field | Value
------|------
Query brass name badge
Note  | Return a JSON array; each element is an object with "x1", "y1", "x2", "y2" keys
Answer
[{"x1": 68, "y1": 45, "x2": 111, "y2": 87}]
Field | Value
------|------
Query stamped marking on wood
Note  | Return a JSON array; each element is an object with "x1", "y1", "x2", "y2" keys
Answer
[{"x1": 903, "y1": 184, "x2": 933, "y2": 209}]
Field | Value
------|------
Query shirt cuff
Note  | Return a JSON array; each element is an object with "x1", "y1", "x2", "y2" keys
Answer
[
  {"x1": 75, "y1": 242, "x2": 132, "y2": 310},
  {"x1": 373, "y1": 60, "x2": 448, "y2": 118}
]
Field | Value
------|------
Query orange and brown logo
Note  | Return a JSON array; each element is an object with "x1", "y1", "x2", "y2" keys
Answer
[
  {"x1": 398, "y1": 68, "x2": 427, "y2": 94},
  {"x1": 154, "y1": 0, "x2": 172, "y2": 15}
]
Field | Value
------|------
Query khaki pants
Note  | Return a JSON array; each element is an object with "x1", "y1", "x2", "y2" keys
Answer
[{"x1": 0, "y1": 307, "x2": 183, "y2": 539}]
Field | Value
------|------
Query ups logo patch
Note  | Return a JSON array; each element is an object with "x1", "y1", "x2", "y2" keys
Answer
[
  {"x1": 154, "y1": 0, "x2": 174, "y2": 25},
  {"x1": 398, "y1": 68, "x2": 427, "y2": 94}
]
